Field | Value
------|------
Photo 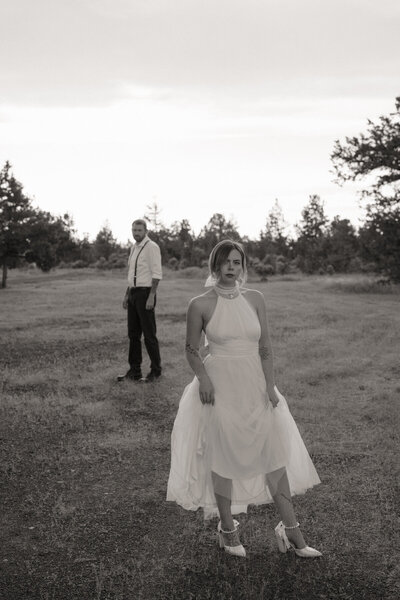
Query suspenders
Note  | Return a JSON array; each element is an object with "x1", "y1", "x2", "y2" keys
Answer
[{"x1": 132, "y1": 240, "x2": 149, "y2": 287}]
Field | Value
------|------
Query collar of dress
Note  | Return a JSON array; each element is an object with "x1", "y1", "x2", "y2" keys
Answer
[{"x1": 214, "y1": 282, "x2": 241, "y2": 299}]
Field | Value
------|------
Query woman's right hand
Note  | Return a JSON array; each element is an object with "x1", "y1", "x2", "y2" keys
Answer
[
  {"x1": 268, "y1": 387, "x2": 281, "y2": 408},
  {"x1": 199, "y1": 375, "x2": 215, "y2": 405}
]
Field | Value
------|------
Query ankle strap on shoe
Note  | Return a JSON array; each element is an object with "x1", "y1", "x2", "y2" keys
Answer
[
  {"x1": 283, "y1": 521, "x2": 300, "y2": 530},
  {"x1": 220, "y1": 527, "x2": 241, "y2": 548},
  {"x1": 221, "y1": 524, "x2": 238, "y2": 534}
]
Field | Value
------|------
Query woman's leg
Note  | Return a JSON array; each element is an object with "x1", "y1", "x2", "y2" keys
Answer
[
  {"x1": 212, "y1": 472, "x2": 234, "y2": 531},
  {"x1": 266, "y1": 467, "x2": 306, "y2": 549},
  {"x1": 212, "y1": 473, "x2": 246, "y2": 556}
]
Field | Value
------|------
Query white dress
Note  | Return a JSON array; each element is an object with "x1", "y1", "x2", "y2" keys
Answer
[{"x1": 167, "y1": 289, "x2": 320, "y2": 519}]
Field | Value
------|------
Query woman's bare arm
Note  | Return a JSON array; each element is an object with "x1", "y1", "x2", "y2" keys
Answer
[
  {"x1": 252, "y1": 290, "x2": 279, "y2": 407},
  {"x1": 185, "y1": 298, "x2": 215, "y2": 405}
]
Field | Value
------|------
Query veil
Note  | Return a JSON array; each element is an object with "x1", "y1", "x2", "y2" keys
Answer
[
  {"x1": 204, "y1": 271, "x2": 247, "y2": 288},
  {"x1": 204, "y1": 274, "x2": 217, "y2": 287}
]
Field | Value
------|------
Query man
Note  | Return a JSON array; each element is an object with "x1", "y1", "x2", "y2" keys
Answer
[{"x1": 117, "y1": 219, "x2": 162, "y2": 383}]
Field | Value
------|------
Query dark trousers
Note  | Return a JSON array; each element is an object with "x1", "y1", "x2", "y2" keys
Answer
[{"x1": 127, "y1": 287, "x2": 161, "y2": 376}]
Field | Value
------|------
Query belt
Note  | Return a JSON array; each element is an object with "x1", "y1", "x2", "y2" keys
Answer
[{"x1": 129, "y1": 286, "x2": 151, "y2": 291}]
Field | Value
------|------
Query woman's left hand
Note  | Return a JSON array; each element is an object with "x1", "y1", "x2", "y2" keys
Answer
[{"x1": 267, "y1": 387, "x2": 280, "y2": 408}]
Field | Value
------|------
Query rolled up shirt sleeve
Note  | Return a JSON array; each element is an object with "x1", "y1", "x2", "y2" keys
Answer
[{"x1": 149, "y1": 243, "x2": 162, "y2": 280}]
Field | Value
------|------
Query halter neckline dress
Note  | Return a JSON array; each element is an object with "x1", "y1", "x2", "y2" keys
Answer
[{"x1": 167, "y1": 288, "x2": 320, "y2": 519}]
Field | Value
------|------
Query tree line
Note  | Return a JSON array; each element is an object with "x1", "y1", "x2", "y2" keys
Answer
[{"x1": 1, "y1": 97, "x2": 399, "y2": 287}]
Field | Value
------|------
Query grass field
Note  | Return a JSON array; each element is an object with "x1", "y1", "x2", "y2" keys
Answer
[{"x1": 1, "y1": 269, "x2": 399, "y2": 600}]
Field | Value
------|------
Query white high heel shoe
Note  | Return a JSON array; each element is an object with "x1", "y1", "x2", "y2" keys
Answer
[
  {"x1": 275, "y1": 521, "x2": 322, "y2": 558},
  {"x1": 217, "y1": 519, "x2": 246, "y2": 557}
]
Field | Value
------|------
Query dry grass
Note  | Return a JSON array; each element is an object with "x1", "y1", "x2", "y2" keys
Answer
[
  {"x1": 0, "y1": 270, "x2": 399, "y2": 599},
  {"x1": 322, "y1": 274, "x2": 399, "y2": 295}
]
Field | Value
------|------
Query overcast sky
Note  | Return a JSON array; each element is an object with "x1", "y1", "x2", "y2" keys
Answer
[{"x1": 1, "y1": 0, "x2": 399, "y2": 241}]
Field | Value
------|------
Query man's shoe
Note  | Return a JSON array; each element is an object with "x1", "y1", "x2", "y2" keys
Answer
[
  {"x1": 141, "y1": 371, "x2": 162, "y2": 383},
  {"x1": 117, "y1": 371, "x2": 142, "y2": 382}
]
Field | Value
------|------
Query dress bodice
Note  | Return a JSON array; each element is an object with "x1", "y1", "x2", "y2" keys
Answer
[{"x1": 205, "y1": 293, "x2": 261, "y2": 357}]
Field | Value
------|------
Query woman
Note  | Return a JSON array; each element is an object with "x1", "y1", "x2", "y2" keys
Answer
[{"x1": 167, "y1": 240, "x2": 321, "y2": 558}]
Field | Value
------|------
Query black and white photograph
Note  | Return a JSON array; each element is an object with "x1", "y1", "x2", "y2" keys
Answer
[{"x1": 1, "y1": 1, "x2": 399, "y2": 598}]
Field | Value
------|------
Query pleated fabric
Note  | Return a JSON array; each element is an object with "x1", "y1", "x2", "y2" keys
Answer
[{"x1": 167, "y1": 291, "x2": 320, "y2": 519}]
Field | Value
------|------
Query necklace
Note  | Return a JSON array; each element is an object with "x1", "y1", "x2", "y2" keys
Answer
[{"x1": 214, "y1": 282, "x2": 240, "y2": 299}]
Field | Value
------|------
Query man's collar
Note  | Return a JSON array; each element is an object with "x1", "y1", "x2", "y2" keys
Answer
[{"x1": 136, "y1": 235, "x2": 150, "y2": 247}]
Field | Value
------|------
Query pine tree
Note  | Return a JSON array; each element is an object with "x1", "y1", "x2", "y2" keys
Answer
[
  {"x1": 0, "y1": 162, "x2": 34, "y2": 287},
  {"x1": 295, "y1": 195, "x2": 328, "y2": 273},
  {"x1": 331, "y1": 96, "x2": 400, "y2": 280},
  {"x1": 144, "y1": 201, "x2": 163, "y2": 232}
]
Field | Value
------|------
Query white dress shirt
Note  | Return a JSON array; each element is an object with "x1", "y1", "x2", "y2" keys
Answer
[{"x1": 127, "y1": 235, "x2": 162, "y2": 287}]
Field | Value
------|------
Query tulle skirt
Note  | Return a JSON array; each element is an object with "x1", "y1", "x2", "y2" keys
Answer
[{"x1": 167, "y1": 352, "x2": 320, "y2": 519}]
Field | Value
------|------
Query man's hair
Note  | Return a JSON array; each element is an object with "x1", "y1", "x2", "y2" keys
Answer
[
  {"x1": 132, "y1": 219, "x2": 147, "y2": 230},
  {"x1": 208, "y1": 239, "x2": 247, "y2": 279}
]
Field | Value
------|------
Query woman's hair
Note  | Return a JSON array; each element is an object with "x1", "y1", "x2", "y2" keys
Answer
[{"x1": 208, "y1": 239, "x2": 247, "y2": 283}]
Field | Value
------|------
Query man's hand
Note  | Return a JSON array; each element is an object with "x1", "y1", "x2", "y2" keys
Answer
[
  {"x1": 146, "y1": 292, "x2": 155, "y2": 310},
  {"x1": 122, "y1": 296, "x2": 128, "y2": 310}
]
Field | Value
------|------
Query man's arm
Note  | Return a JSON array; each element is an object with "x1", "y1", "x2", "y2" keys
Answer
[
  {"x1": 146, "y1": 243, "x2": 162, "y2": 310},
  {"x1": 123, "y1": 287, "x2": 129, "y2": 310},
  {"x1": 146, "y1": 278, "x2": 160, "y2": 309},
  {"x1": 124, "y1": 245, "x2": 134, "y2": 309}
]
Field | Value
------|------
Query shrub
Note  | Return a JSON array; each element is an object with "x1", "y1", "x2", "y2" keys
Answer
[
  {"x1": 179, "y1": 258, "x2": 190, "y2": 269},
  {"x1": 263, "y1": 253, "x2": 276, "y2": 266},
  {"x1": 175, "y1": 266, "x2": 206, "y2": 279},
  {"x1": 71, "y1": 259, "x2": 88, "y2": 269},
  {"x1": 348, "y1": 257, "x2": 363, "y2": 273},
  {"x1": 287, "y1": 259, "x2": 300, "y2": 274},
  {"x1": 360, "y1": 261, "x2": 378, "y2": 274},
  {"x1": 254, "y1": 263, "x2": 274, "y2": 281},
  {"x1": 94, "y1": 257, "x2": 108, "y2": 269},
  {"x1": 324, "y1": 276, "x2": 399, "y2": 294},
  {"x1": 326, "y1": 264, "x2": 335, "y2": 276},
  {"x1": 275, "y1": 255, "x2": 288, "y2": 275},
  {"x1": 107, "y1": 257, "x2": 126, "y2": 269},
  {"x1": 168, "y1": 257, "x2": 179, "y2": 271}
]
